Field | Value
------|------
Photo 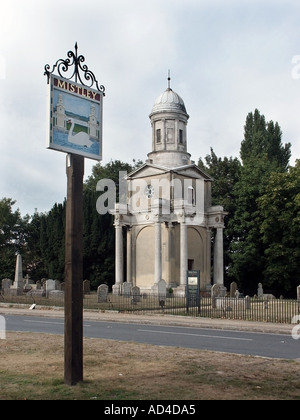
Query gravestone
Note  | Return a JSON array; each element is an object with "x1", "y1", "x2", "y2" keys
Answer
[
  {"x1": 30, "y1": 289, "x2": 46, "y2": 298},
  {"x1": 211, "y1": 284, "x2": 221, "y2": 308},
  {"x1": 215, "y1": 296, "x2": 250, "y2": 311},
  {"x1": 83, "y1": 279, "x2": 90, "y2": 295},
  {"x1": 97, "y1": 284, "x2": 108, "y2": 303},
  {"x1": 24, "y1": 275, "x2": 34, "y2": 292},
  {"x1": 46, "y1": 279, "x2": 56, "y2": 297},
  {"x1": 122, "y1": 282, "x2": 132, "y2": 297},
  {"x1": 48, "y1": 290, "x2": 64, "y2": 301},
  {"x1": 112, "y1": 284, "x2": 121, "y2": 295},
  {"x1": 151, "y1": 279, "x2": 167, "y2": 300},
  {"x1": 245, "y1": 295, "x2": 251, "y2": 310},
  {"x1": 131, "y1": 286, "x2": 141, "y2": 303},
  {"x1": 230, "y1": 282, "x2": 237, "y2": 298},
  {"x1": 257, "y1": 283, "x2": 264, "y2": 299},
  {"x1": 36, "y1": 281, "x2": 42, "y2": 290},
  {"x1": 2, "y1": 278, "x2": 12, "y2": 290}
]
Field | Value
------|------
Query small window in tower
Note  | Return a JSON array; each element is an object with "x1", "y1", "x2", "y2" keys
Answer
[
  {"x1": 179, "y1": 129, "x2": 183, "y2": 144},
  {"x1": 156, "y1": 129, "x2": 161, "y2": 143},
  {"x1": 188, "y1": 186, "x2": 195, "y2": 205}
]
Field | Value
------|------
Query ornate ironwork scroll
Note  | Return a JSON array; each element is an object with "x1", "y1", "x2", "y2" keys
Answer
[{"x1": 44, "y1": 42, "x2": 105, "y2": 95}]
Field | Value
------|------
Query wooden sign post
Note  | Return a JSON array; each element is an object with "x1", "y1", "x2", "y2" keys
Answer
[
  {"x1": 64, "y1": 153, "x2": 84, "y2": 386},
  {"x1": 44, "y1": 44, "x2": 105, "y2": 386}
]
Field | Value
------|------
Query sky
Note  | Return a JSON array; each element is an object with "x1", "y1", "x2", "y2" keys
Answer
[{"x1": 0, "y1": 0, "x2": 300, "y2": 216}]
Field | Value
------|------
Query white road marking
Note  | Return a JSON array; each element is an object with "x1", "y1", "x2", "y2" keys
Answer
[
  {"x1": 138, "y1": 329, "x2": 253, "y2": 341},
  {"x1": 24, "y1": 319, "x2": 91, "y2": 327}
]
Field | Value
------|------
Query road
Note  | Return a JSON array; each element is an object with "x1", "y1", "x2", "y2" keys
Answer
[{"x1": 3, "y1": 314, "x2": 300, "y2": 360}]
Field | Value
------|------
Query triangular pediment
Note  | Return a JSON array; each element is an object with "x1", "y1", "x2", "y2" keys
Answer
[
  {"x1": 173, "y1": 165, "x2": 213, "y2": 181},
  {"x1": 128, "y1": 163, "x2": 174, "y2": 179},
  {"x1": 128, "y1": 163, "x2": 213, "y2": 181}
]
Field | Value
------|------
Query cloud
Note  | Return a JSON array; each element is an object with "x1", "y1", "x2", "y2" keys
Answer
[{"x1": 0, "y1": 0, "x2": 299, "y2": 216}]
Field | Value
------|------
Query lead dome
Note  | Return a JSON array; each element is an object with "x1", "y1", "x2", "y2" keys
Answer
[{"x1": 150, "y1": 87, "x2": 188, "y2": 116}]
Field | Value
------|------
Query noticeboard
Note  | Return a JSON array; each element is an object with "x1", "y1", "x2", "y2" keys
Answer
[
  {"x1": 47, "y1": 74, "x2": 103, "y2": 161},
  {"x1": 186, "y1": 270, "x2": 200, "y2": 312}
]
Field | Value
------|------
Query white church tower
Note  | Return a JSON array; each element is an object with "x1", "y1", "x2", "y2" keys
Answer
[
  {"x1": 147, "y1": 78, "x2": 191, "y2": 168},
  {"x1": 112, "y1": 78, "x2": 227, "y2": 296}
]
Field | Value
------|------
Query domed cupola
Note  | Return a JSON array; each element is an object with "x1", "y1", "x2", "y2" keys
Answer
[
  {"x1": 150, "y1": 88, "x2": 188, "y2": 116},
  {"x1": 148, "y1": 77, "x2": 191, "y2": 169}
]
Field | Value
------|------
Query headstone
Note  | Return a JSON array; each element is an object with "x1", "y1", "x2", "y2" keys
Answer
[
  {"x1": 24, "y1": 275, "x2": 34, "y2": 292},
  {"x1": 97, "y1": 284, "x2": 109, "y2": 303},
  {"x1": 245, "y1": 295, "x2": 251, "y2": 310},
  {"x1": 211, "y1": 284, "x2": 220, "y2": 309},
  {"x1": 131, "y1": 286, "x2": 141, "y2": 303},
  {"x1": 258, "y1": 283, "x2": 264, "y2": 299},
  {"x1": 235, "y1": 289, "x2": 240, "y2": 299},
  {"x1": 215, "y1": 297, "x2": 250, "y2": 311},
  {"x1": 46, "y1": 279, "x2": 56, "y2": 297},
  {"x1": 25, "y1": 274, "x2": 34, "y2": 286},
  {"x1": 48, "y1": 290, "x2": 64, "y2": 301},
  {"x1": 83, "y1": 279, "x2": 90, "y2": 295},
  {"x1": 152, "y1": 279, "x2": 167, "y2": 300},
  {"x1": 121, "y1": 282, "x2": 132, "y2": 297},
  {"x1": 1, "y1": 278, "x2": 12, "y2": 290},
  {"x1": 112, "y1": 284, "x2": 120, "y2": 295},
  {"x1": 230, "y1": 282, "x2": 238, "y2": 298}
]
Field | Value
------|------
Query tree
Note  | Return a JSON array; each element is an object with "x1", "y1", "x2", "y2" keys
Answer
[
  {"x1": 240, "y1": 109, "x2": 291, "y2": 169},
  {"x1": 258, "y1": 161, "x2": 300, "y2": 295},
  {"x1": 0, "y1": 198, "x2": 29, "y2": 279},
  {"x1": 228, "y1": 109, "x2": 291, "y2": 294}
]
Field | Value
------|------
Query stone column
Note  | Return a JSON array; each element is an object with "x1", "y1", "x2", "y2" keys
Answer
[
  {"x1": 213, "y1": 227, "x2": 224, "y2": 285},
  {"x1": 205, "y1": 228, "x2": 212, "y2": 288},
  {"x1": 166, "y1": 223, "x2": 174, "y2": 287},
  {"x1": 154, "y1": 221, "x2": 162, "y2": 284},
  {"x1": 180, "y1": 221, "x2": 188, "y2": 286},
  {"x1": 115, "y1": 223, "x2": 124, "y2": 286},
  {"x1": 126, "y1": 227, "x2": 132, "y2": 285}
]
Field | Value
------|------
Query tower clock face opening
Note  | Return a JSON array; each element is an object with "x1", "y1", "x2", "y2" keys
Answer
[{"x1": 144, "y1": 184, "x2": 155, "y2": 198}]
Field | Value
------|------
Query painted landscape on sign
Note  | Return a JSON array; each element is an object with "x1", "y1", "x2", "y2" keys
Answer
[{"x1": 48, "y1": 79, "x2": 102, "y2": 160}]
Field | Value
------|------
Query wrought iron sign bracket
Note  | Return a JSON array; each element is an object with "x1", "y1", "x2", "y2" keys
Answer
[{"x1": 44, "y1": 42, "x2": 105, "y2": 95}]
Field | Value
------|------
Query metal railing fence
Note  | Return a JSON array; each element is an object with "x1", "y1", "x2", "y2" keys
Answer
[{"x1": 1, "y1": 291, "x2": 299, "y2": 324}]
